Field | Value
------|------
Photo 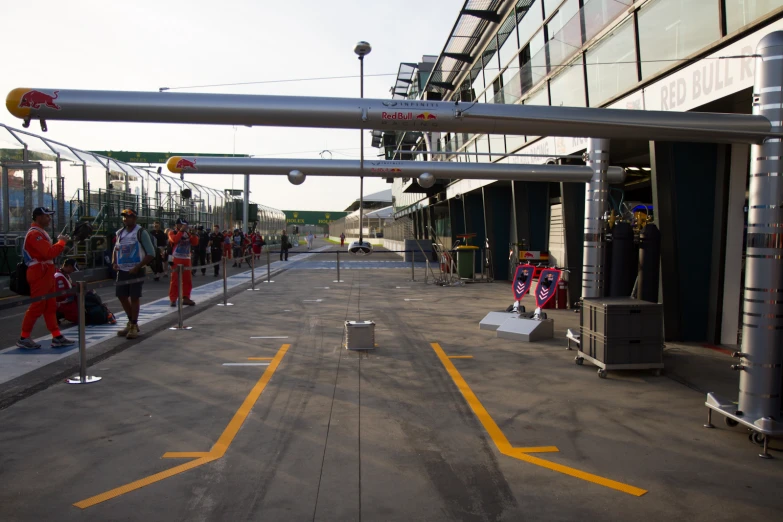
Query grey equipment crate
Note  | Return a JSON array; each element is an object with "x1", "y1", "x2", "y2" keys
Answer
[
  {"x1": 344, "y1": 320, "x2": 376, "y2": 350},
  {"x1": 581, "y1": 297, "x2": 663, "y2": 339},
  {"x1": 575, "y1": 331, "x2": 664, "y2": 378},
  {"x1": 580, "y1": 331, "x2": 663, "y2": 365}
]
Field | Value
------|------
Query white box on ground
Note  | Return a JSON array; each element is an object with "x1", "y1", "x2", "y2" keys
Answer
[
  {"x1": 479, "y1": 311, "x2": 517, "y2": 331},
  {"x1": 496, "y1": 318, "x2": 554, "y2": 342},
  {"x1": 345, "y1": 320, "x2": 376, "y2": 350}
]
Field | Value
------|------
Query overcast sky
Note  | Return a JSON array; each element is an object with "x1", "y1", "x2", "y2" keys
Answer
[{"x1": 1, "y1": 0, "x2": 463, "y2": 211}]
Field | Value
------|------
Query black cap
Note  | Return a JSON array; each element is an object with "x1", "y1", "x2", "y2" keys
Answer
[
  {"x1": 197, "y1": 225, "x2": 204, "y2": 230},
  {"x1": 61, "y1": 258, "x2": 79, "y2": 271},
  {"x1": 32, "y1": 207, "x2": 55, "y2": 219},
  {"x1": 120, "y1": 208, "x2": 138, "y2": 217},
  {"x1": 176, "y1": 218, "x2": 189, "y2": 225}
]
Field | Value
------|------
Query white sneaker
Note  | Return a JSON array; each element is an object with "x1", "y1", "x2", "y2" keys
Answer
[{"x1": 51, "y1": 336, "x2": 76, "y2": 347}]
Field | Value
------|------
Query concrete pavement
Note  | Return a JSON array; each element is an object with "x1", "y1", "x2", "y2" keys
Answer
[{"x1": 0, "y1": 240, "x2": 780, "y2": 521}]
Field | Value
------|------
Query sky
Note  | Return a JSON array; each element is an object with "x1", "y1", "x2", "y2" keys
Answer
[{"x1": 1, "y1": 0, "x2": 464, "y2": 211}]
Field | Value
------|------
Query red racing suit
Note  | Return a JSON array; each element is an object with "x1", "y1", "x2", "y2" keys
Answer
[
  {"x1": 168, "y1": 229, "x2": 199, "y2": 302},
  {"x1": 54, "y1": 270, "x2": 78, "y2": 323},
  {"x1": 21, "y1": 225, "x2": 66, "y2": 338}
]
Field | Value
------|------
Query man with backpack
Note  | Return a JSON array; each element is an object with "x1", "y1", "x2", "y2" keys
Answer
[
  {"x1": 112, "y1": 209, "x2": 155, "y2": 339},
  {"x1": 17, "y1": 207, "x2": 75, "y2": 349}
]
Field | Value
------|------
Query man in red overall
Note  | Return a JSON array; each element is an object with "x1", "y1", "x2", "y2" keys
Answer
[
  {"x1": 168, "y1": 218, "x2": 198, "y2": 307},
  {"x1": 17, "y1": 207, "x2": 75, "y2": 349}
]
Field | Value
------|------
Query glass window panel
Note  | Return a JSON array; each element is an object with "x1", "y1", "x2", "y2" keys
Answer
[
  {"x1": 518, "y1": 3, "x2": 544, "y2": 48},
  {"x1": 498, "y1": 14, "x2": 520, "y2": 68},
  {"x1": 544, "y1": 0, "x2": 563, "y2": 18},
  {"x1": 488, "y1": 135, "x2": 507, "y2": 160},
  {"x1": 0, "y1": 129, "x2": 24, "y2": 161},
  {"x1": 476, "y1": 135, "x2": 491, "y2": 163},
  {"x1": 586, "y1": 17, "x2": 638, "y2": 106},
  {"x1": 73, "y1": 150, "x2": 105, "y2": 167},
  {"x1": 45, "y1": 141, "x2": 81, "y2": 163},
  {"x1": 583, "y1": 0, "x2": 629, "y2": 42},
  {"x1": 505, "y1": 135, "x2": 527, "y2": 154},
  {"x1": 638, "y1": 0, "x2": 721, "y2": 79},
  {"x1": 547, "y1": 0, "x2": 579, "y2": 35},
  {"x1": 16, "y1": 134, "x2": 58, "y2": 162},
  {"x1": 549, "y1": 57, "x2": 586, "y2": 107},
  {"x1": 526, "y1": 83, "x2": 550, "y2": 105},
  {"x1": 725, "y1": 0, "x2": 783, "y2": 33}
]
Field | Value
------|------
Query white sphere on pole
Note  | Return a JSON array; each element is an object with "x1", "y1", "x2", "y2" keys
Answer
[
  {"x1": 417, "y1": 172, "x2": 436, "y2": 189},
  {"x1": 288, "y1": 170, "x2": 306, "y2": 185}
]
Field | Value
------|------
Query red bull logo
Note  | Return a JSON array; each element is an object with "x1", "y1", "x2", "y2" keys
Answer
[
  {"x1": 175, "y1": 158, "x2": 197, "y2": 171},
  {"x1": 415, "y1": 112, "x2": 437, "y2": 120},
  {"x1": 19, "y1": 90, "x2": 61, "y2": 110},
  {"x1": 524, "y1": 252, "x2": 534, "y2": 258}
]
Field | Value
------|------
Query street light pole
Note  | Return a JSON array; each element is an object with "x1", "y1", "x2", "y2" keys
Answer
[{"x1": 354, "y1": 41, "x2": 371, "y2": 247}]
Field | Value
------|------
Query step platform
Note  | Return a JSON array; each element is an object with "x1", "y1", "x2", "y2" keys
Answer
[
  {"x1": 496, "y1": 317, "x2": 554, "y2": 342},
  {"x1": 479, "y1": 311, "x2": 517, "y2": 331}
]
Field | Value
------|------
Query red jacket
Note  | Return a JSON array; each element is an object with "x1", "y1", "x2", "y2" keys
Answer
[{"x1": 23, "y1": 225, "x2": 66, "y2": 279}]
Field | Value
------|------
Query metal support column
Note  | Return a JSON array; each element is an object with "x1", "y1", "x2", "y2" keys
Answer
[
  {"x1": 706, "y1": 32, "x2": 783, "y2": 444},
  {"x1": 243, "y1": 174, "x2": 249, "y2": 235},
  {"x1": 581, "y1": 138, "x2": 609, "y2": 299}
]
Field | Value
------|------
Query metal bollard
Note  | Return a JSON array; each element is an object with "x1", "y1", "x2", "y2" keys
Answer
[
  {"x1": 425, "y1": 259, "x2": 430, "y2": 284},
  {"x1": 248, "y1": 251, "x2": 259, "y2": 291},
  {"x1": 334, "y1": 250, "x2": 344, "y2": 283},
  {"x1": 410, "y1": 251, "x2": 416, "y2": 282},
  {"x1": 67, "y1": 281, "x2": 101, "y2": 384},
  {"x1": 263, "y1": 247, "x2": 274, "y2": 283},
  {"x1": 170, "y1": 265, "x2": 193, "y2": 329},
  {"x1": 218, "y1": 256, "x2": 234, "y2": 306}
]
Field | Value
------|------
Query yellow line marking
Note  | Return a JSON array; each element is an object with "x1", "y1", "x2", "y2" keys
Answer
[
  {"x1": 448, "y1": 355, "x2": 474, "y2": 359},
  {"x1": 429, "y1": 342, "x2": 647, "y2": 497},
  {"x1": 160, "y1": 452, "x2": 210, "y2": 459},
  {"x1": 512, "y1": 446, "x2": 560, "y2": 453},
  {"x1": 74, "y1": 344, "x2": 291, "y2": 509},
  {"x1": 247, "y1": 357, "x2": 274, "y2": 361}
]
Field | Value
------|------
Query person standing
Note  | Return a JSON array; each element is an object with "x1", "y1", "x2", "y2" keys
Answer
[
  {"x1": 232, "y1": 229, "x2": 245, "y2": 267},
  {"x1": 193, "y1": 225, "x2": 209, "y2": 276},
  {"x1": 149, "y1": 221, "x2": 168, "y2": 281},
  {"x1": 280, "y1": 229, "x2": 290, "y2": 261},
  {"x1": 113, "y1": 209, "x2": 155, "y2": 339},
  {"x1": 168, "y1": 218, "x2": 198, "y2": 307},
  {"x1": 340, "y1": 232, "x2": 345, "y2": 247},
  {"x1": 306, "y1": 231, "x2": 314, "y2": 250},
  {"x1": 209, "y1": 224, "x2": 223, "y2": 277},
  {"x1": 17, "y1": 207, "x2": 75, "y2": 349},
  {"x1": 252, "y1": 231, "x2": 264, "y2": 260}
]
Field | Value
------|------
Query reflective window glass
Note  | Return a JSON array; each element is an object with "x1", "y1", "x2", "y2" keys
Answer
[
  {"x1": 498, "y1": 13, "x2": 520, "y2": 68},
  {"x1": 475, "y1": 135, "x2": 491, "y2": 163},
  {"x1": 544, "y1": 0, "x2": 563, "y2": 18},
  {"x1": 549, "y1": 57, "x2": 586, "y2": 107},
  {"x1": 586, "y1": 17, "x2": 638, "y2": 106},
  {"x1": 518, "y1": 2, "x2": 545, "y2": 48},
  {"x1": 725, "y1": 0, "x2": 783, "y2": 33},
  {"x1": 526, "y1": 84, "x2": 550, "y2": 105},
  {"x1": 505, "y1": 135, "x2": 527, "y2": 154},
  {"x1": 638, "y1": 0, "x2": 721, "y2": 79}
]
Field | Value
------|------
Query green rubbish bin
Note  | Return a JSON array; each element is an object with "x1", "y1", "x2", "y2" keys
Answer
[{"x1": 456, "y1": 245, "x2": 479, "y2": 279}]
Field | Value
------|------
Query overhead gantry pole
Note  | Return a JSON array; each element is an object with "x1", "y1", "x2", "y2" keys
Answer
[
  {"x1": 6, "y1": 88, "x2": 771, "y2": 144},
  {"x1": 165, "y1": 156, "x2": 626, "y2": 185}
]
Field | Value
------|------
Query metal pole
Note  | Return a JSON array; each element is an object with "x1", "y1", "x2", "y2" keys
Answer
[
  {"x1": 582, "y1": 138, "x2": 610, "y2": 299},
  {"x1": 737, "y1": 32, "x2": 783, "y2": 429},
  {"x1": 359, "y1": 54, "x2": 365, "y2": 247},
  {"x1": 67, "y1": 281, "x2": 101, "y2": 384},
  {"x1": 264, "y1": 246, "x2": 274, "y2": 283},
  {"x1": 248, "y1": 249, "x2": 258, "y2": 291},
  {"x1": 334, "y1": 250, "x2": 343, "y2": 283},
  {"x1": 218, "y1": 255, "x2": 234, "y2": 306},
  {"x1": 243, "y1": 174, "x2": 249, "y2": 235},
  {"x1": 410, "y1": 251, "x2": 415, "y2": 282},
  {"x1": 169, "y1": 265, "x2": 192, "y2": 329}
]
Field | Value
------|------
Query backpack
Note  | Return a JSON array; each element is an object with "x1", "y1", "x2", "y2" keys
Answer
[{"x1": 9, "y1": 263, "x2": 30, "y2": 296}]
